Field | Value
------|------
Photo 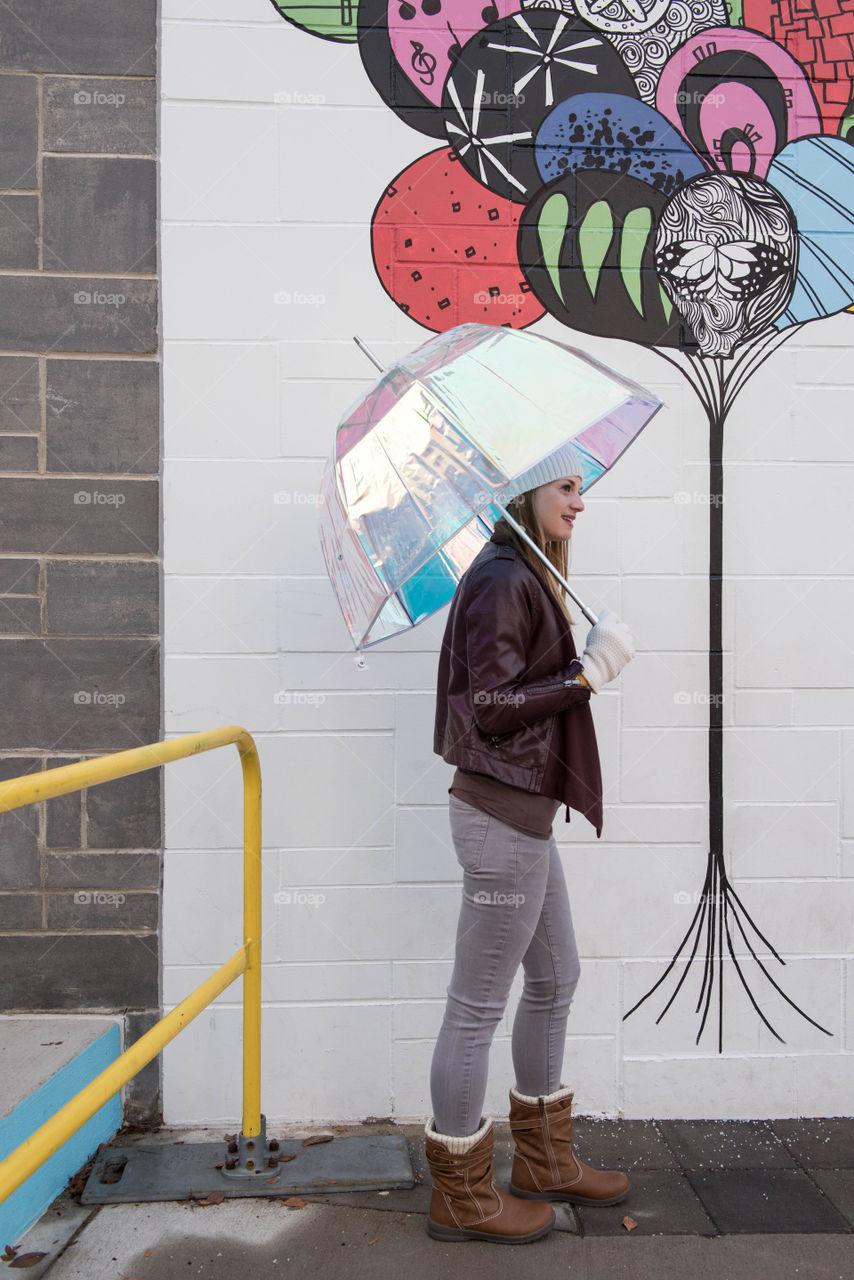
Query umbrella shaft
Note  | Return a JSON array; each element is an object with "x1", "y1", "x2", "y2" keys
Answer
[
  {"x1": 353, "y1": 335, "x2": 384, "y2": 372},
  {"x1": 494, "y1": 502, "x2": 598, "y2": 627}
]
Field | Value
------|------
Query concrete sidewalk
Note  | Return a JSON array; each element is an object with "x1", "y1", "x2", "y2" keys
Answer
[{"x1": 7, "y1": 1118, "x2": 853, "y2": 1280}]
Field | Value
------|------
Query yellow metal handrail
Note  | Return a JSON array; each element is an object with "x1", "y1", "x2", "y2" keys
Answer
[{"x1": 0, "y1": 725, "x2": 262, "y2": 1208}]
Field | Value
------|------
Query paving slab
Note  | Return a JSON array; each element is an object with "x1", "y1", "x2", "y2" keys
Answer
[
  {"x1": 575, "y1": 1171, "x2": 716, "y2": 1237},
  {"x1": 659, "y1": 1120, "x2": 796, "y2": 1169},
  {"x1": 686, "y1": 1169, "x2": 853, "y2": 1234},
  {"x1": 32, "y1": 1200, "x2": 854, "y2": 1280},
  {"x1": 571, "y1": 1118, "x2": 679, "y2": 1170},
  {"x1": 770, "y1": 1119, "x2": 854, "y2": 1169},
  {"x1": 808, "y1": 1171, "x2": 854, "y2": 1229},
  {"x1": 1, "y1": 1194, "x2": 93, "y2": 1279}
]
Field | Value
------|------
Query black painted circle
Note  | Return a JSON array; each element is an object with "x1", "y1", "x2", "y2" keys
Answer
[
  {"x1": 518, "y1": 168, "x2": 695, "y2": 348},
  {"x1": 442, "y1": 10, "x2": 638, "y2": 203}
]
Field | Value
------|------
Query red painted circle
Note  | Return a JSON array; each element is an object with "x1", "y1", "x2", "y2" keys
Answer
[{"x1": 371, "y1": 147, "x2": 546, "y2": 332}]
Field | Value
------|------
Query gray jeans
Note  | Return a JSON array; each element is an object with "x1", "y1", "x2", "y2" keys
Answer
[{"x1": 429, "y1": 793, "x2": 581, "y2": 1137}]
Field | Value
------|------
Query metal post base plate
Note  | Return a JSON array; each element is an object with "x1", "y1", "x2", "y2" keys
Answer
[{"x1": 81, "y1": 1133, "x2": 415, "y2": 1204}]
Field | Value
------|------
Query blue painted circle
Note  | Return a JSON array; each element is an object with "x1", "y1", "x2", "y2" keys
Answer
[
  {"x1": 535, "y1": 92, "x2": 706, "y2": 199},
  {"x1": 767, "y1": 135, "x2": 854, "y2": 326}
]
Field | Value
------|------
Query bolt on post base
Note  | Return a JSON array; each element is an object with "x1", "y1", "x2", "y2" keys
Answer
[{"x1": 221, "y1": 1114, "x2": 280, "y2": 1179}]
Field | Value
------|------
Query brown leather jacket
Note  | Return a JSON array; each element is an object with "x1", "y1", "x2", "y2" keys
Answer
[{"x1": 433, "y1": 524, "x2": 603, "y2": 836}]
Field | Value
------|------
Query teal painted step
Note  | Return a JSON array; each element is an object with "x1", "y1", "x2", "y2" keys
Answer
[{"x1": 0, "y1": 1017, "x2": 123, "y2": 1248}]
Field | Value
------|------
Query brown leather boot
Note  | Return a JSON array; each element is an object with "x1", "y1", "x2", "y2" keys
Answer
[
  {"x1": 424, "y1": 1115, "x2": 556, "y2": 1243},
  {"x1": 508, "y1": 1085, "x2": 630, "y2": 1207}
]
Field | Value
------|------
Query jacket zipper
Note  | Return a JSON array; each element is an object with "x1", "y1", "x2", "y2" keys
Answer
[{"x1": 518, "y1": 675, "x2": 585, "y2": 697}]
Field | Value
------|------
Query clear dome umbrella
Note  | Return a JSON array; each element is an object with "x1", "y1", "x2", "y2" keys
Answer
[{"x1": 318, "y1": 323, "x2": 662, "y2": 650}]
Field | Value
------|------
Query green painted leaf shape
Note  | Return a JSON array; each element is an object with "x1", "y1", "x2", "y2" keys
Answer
[
  {"x1": 578, "y1": 200, "x2": 613, "y2": 301},
  {"x1": 620, "y1": 205, "x2": 652, "y2": 319},
  {"x1": 659, "y1": 283, "x2": 673, "y2": 323},
  {"x1": 537, "y1": 192, "x2": 570, "y2": 305}
]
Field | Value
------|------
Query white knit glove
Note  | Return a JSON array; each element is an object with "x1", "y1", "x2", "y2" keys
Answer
[{"x1": 580, "y1": 608, "x2": 636, "y2": 693}]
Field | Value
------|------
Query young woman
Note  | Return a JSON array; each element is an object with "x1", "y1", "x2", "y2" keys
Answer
[{"x1": 426, "y1": 443, "x2": 636, "y2": 1245}]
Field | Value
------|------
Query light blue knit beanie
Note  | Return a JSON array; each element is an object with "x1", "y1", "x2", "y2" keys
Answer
[{"x1": 500, "y1": 442, "x2": 586, "y2": 502}]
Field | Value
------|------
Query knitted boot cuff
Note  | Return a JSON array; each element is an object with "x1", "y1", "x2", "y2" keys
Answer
[
  {"x1": 425, "y1": 1114, "x2": 492, "y2": 1153},
  {"x1": 511, "y1": 1084, "x2": 573, "y2": 1106}
]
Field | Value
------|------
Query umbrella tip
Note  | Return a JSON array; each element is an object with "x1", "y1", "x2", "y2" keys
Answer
[{"x1": 353, "y1": 335, "x2": 385, "y2": 374}]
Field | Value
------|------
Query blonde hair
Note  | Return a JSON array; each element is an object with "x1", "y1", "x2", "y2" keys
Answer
[{"x1": 496, "y1": 490, "x2": 575, "y2": 626}]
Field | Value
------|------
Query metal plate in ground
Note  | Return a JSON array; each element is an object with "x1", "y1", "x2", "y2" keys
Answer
[{"x1": 81, "y1": 1135, "x2": 415, "y2": 1204}]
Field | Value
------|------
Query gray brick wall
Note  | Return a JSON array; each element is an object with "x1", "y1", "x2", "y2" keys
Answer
[{"x1": 0, "y1": 1, "x2": 160, "y2": 1127}]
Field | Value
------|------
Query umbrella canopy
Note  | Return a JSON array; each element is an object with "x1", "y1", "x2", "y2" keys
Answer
[{"x1": 318, "y1": 323, "x2": 662, "y2": 650}]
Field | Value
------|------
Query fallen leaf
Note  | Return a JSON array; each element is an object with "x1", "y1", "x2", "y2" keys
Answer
[
  {"x1": 302, "y1": 1135, "x2": 334, "y2": 1147},
  {"x1": 333, "y1": 1125, "x2": 348, "y2": 1132},
  {"x1": 1, "y1": 1247, "x2": 17, "y2": 1262},
  {"x1": 278, "y1": 1153, "x2": 297, "y2": 1163},
  {"x1": 622, "y1": 1215, "x2": 638, "y2": 1232},
  {"x1": 368, "y1": 1238, "x2": 378, "y2": 1245},
  {"x1": 283, "y1": 1196, "x2": 306, "y2": 1209},
  {"x1": 195, "y1": 1191, "x2": 226, "y2": 1206},
  {"x1": 144, "y1": 1249, "x2": 151, "y2": 1257},
  {"x1": 9, "y1": 1254, "x2": 48, "y2": 1269},
  {"x1": 224, "y1": 1133, "x2": 237, "y2": 1143},
  {"x1": 265, "y1": 1177, "x2": 280, "y2": 1185}
]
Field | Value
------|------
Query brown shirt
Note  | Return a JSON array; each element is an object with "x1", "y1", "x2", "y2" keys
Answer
[{"x1": 449, "y1": 767, "x2": 561, "y2": 840}]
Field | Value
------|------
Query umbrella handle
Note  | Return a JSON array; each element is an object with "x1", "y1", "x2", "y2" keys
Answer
[{"x1": 494, "y1": 502, "x2": 599, "y2": 628}]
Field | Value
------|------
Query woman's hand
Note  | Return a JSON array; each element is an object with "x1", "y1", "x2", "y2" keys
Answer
[{"x1": 579, "y1": 608, "x2": 635, "y2": 692}]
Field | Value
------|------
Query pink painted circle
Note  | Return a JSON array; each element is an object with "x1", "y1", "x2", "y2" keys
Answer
[
  {"x1": 388, "y1": 0, "x2": 518, "y2": 108},
  {"x1": 655, "y1": 26, "x2": 821, "y2": 179}
]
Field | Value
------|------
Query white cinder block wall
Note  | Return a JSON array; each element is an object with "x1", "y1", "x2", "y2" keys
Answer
[{"x1": 160, "y1": 0, "x2": 854, "y2": 1122}]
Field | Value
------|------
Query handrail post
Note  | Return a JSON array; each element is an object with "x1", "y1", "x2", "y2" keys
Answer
[{"x1": 238, "y1": 734, "x2": 262, "y2": 1139}]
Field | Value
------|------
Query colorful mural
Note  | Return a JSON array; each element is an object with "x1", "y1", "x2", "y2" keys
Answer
[
  {"x1": 270, "y1": 0, "x2": 853, "y2": 352},
  {"x1": 269, "y1": 0, "x2": 851, "y2": 1044}
]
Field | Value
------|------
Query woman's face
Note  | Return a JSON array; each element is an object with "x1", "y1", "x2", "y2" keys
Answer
[{"x1": 531, "y1": 476, "x2": 584, "y2": 543}]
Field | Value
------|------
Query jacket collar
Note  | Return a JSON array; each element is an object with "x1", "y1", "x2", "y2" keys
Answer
[{"x1": 488, "y1": 523, "x2": 516, "y2": 548}]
